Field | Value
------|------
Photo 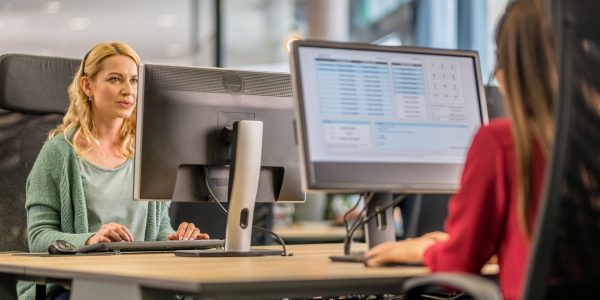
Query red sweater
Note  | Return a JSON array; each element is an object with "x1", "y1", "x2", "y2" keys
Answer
[{"x1": 423, "y1": 118, "x2": 546, "y2": 300}]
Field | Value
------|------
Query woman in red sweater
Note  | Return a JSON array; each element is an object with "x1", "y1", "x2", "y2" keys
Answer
[{"x1": 365, "y1": 2, "x2": 556, "y2": 300}]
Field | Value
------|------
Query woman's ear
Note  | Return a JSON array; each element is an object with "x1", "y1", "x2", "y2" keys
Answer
[{"x1": 80, "y1": 76, "x2": 93, "y2": 97}]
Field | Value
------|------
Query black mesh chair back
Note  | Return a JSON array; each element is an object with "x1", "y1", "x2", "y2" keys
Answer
[
  {"x1": 0, "y1": 54, "x2": 78, "y2": 251},
  {"x1": 523, "y1": 1, "x2": 600, "y2": 298}
]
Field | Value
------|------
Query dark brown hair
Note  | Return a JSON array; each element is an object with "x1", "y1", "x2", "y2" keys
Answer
[{"x1": 495, "y1": 0, "x2": 556, "y2": 238}]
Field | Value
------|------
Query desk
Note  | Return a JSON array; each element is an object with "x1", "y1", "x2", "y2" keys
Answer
[{"x1": 0, "y1": 244, "x2": 498, "y2": 300}]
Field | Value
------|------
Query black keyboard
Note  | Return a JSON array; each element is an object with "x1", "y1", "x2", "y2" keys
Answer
[{"x1": 78, "y1": 239, "x2": 224, "y2": 253}]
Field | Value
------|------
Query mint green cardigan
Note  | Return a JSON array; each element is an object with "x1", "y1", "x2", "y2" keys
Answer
[{"x1": 18, "y1": 133, "x2": 174, "y2": 299}]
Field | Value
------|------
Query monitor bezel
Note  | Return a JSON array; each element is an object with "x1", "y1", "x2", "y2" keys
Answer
[
  {"x1": 133, "y1": 63, "x2": 149, "y2": 201},
  {"x1": 289, "y1": 40, "x2": 489, "y2": 193}
]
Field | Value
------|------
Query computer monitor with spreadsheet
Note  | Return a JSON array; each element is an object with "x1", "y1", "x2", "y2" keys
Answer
[
  {"x1": 290, "y1": 40, "x2": 487, "y2": 253},
  {"x1": 290, "y1": 40, "x2": 488, "y2": 193}
]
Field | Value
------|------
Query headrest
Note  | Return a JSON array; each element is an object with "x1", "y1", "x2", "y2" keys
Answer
[{"x1": 0, "y1": 54, "x2": 80, "y2": 114}]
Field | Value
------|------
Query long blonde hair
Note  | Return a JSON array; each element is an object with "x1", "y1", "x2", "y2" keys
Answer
[
  {"x1": 495, "y1": 1, "x2": 556, "y2": 238},
  {"x1": 49, "y1": 41, "x2": 141, "y2": 158}
]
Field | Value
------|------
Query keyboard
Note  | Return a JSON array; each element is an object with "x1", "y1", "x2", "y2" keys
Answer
[{"x1": 78, "y1": 239, "x2": 224, "y2": 253}]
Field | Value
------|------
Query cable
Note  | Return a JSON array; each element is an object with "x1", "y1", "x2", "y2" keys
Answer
[
  {"x1": 252, "y1": 225, "x2": 289, "y2": 256},
  {"x1": 203, "y1": 167, "x2": 289, "y2": 256},
  {"x1": 346, "y1": 192, "x2": 373, "y2": 234},
  {"x1": 343, "y1": 193, "x2": 408, "y2": 255},
  {"x1": 342, "y1": 192, "x2": 373, "y2": 255},
  {"x1": 343, "y1": 193, "x2": 366, "y2": 232},
  {"x1": 204, "y1": 167, "x2": 228, "y2": 215}
]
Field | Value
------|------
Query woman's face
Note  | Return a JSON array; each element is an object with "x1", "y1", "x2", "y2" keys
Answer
[{"x1": 86, "y1": 55, "x2": 138, "y2": 121}]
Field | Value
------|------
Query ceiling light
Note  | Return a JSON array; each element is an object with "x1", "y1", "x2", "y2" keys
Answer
[
  {"x1": 157, "y1": 14, "x2": 177, "y2": 28},
  {"x1": 70, "y1": 17, "x2": 89, "y2": 31},
  {"x1": 45, "y1": 1, "x2": 61, "y2": 14}
]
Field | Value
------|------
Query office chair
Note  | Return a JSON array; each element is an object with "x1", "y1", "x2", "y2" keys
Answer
[
  {"x1": 0, "y1": 53, "x2": 77, "y2": 300},
  {"x1": 402, "y1": 1, "x2": 600, "y2": 299},
  {"x1": 522, "y1": 0, "x2": 600, "y2": 298},
  {"x1": 0, "y1": 54, "x2": 78, "y2": 252}
]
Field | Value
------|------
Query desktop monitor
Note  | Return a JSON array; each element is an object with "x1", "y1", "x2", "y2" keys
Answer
[
  {"x1": 289, "y1": 40, "x2": 488, "y2": 253},
  {"x1": 134, "y1": 64, "x2": 304, "y2": 255}
]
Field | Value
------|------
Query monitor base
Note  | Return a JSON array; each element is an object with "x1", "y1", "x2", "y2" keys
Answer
[{"x1": 174, "y1": 249, "x2": 284, "y2": 257}]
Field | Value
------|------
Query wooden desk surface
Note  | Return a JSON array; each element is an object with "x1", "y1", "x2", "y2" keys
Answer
[
  {"x1": 0, "y1": 244, "x2": 421, "y2": 297},
  {"x1": 0, "y1": 244, "x2": 497, "y2": 299}
]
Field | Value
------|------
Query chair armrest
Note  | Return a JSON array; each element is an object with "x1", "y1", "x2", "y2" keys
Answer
[{"x1": 402, "y1": 272, "x2": 502, "y2": 300}]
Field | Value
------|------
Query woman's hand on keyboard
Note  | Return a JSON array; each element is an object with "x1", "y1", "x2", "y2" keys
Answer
[
  {"x1": 86, "y1": 223, "x2": 135, "y2": 245},
  {"x1": 168, "y1": 222, "x2": 210, "y2": 241}
]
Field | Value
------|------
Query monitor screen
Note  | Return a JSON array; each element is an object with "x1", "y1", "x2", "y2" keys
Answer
[
  {"x1": 290, "y1": 40, "x2": 488, "y2": 192},
  {"x1": 133, "y1": 64, "x2": 304, "y2": 203}
]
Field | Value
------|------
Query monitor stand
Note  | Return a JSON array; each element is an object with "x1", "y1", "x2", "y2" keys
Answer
[
  {"x1": 329, "y1": 192, "x2": 396, "y2": 262},
  {"x1": 176, "y1": 120, "x2": 283, "y2": 257}
]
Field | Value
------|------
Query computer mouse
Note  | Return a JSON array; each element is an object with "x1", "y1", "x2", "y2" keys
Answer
[{"x1": 47, "y1": 240, "x2": 78, "y2": 255}]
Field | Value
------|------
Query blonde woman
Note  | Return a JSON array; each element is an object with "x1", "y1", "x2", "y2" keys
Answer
[
  {"x1": 19, "y1": 42, "x2": 208, "y2": 300},
  {"x1": 365, "y1": 2, "x2": 556, "y2": 300}
]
